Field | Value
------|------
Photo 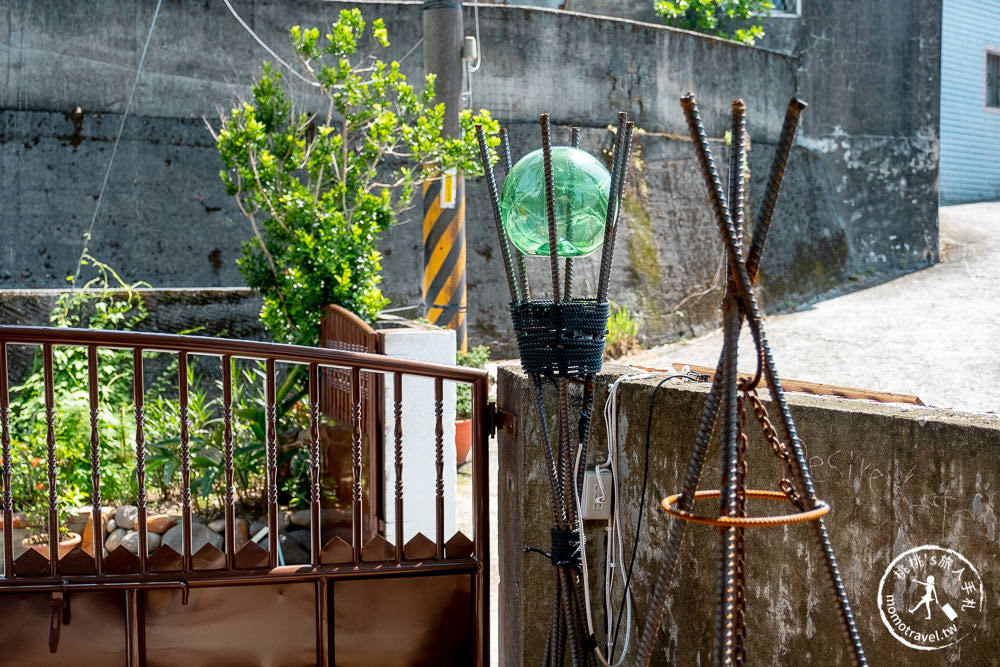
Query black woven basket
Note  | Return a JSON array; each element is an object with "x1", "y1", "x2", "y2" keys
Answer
[{"x1": 510, "y1": 299, "x2": 609, "y2": 377}]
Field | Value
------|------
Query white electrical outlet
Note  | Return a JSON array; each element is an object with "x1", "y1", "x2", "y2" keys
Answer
[{"x1": 581, "y1": 469, "x2": 614, "y2": 521}]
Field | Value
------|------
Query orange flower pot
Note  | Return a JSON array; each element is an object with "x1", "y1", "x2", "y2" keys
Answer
[{"x1": 455, "y1": 419, "x2": 472, "y2": 466}]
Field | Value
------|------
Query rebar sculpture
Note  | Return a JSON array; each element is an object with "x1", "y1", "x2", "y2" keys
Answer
[
  {"x1": 476, "y1": 112, "x2": 635, "y2": 667},
  {"x1": 632, "y1": 96, "x2": 869, "y2": 666}
]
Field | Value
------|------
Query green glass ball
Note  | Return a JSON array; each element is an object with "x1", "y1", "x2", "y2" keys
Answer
[{"x1": 500, "y1": 146, "x2": 611, "y2": 257}]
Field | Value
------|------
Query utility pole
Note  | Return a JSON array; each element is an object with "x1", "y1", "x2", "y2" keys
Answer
[{"x1": 421, "y1": 0, "x2": 468, "y2": 352}]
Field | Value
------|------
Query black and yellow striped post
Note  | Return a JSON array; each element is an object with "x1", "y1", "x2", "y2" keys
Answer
[{"x1": 422, "y1": 168, "x2": 467, "y2": 351}]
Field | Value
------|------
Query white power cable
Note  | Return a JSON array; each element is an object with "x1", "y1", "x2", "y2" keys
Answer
[
  {"x1": 576, "y1": 369, "x2": 699, "y2": 666},
  {"x1": 221, "y1": 0, "x2": 321, "y2": 87},
  {"x1": 468, "y1": 0, "x2": 483, "y2": 73},
  {"x1": 75, "y1": 0, "x2": 164, "y2": 282}
]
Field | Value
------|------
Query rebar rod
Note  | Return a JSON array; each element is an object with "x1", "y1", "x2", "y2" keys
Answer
[
  {"x1": 596, "y1": 121, "x2": 635, "y2": 304},
  {"x1": 541, "y1": 114, "x2": 562, "y2": 302},
  {"x1": 683, "y1": 94, "x2": 866, "y2": 666},
  {"x1": 686, "y1": 95, "x2": 867, "y2": 666},
  {"x1": 726, "y1": 100, "x2": 749, "y2": 666},
  {"x1": 530, "y1": 375, "x2": 567, "y2": 528},
  {"x1": 564, "y1": 127, "x2": 582, "y2": 300},
  {"x1": 635, "y1": 96, "x2": 855, "y2": 666},
  {"x1": 574, "y1": 376, "x2": 596, "y2": 498},
  {"x1": 595, "y1": 113, "x2": 627, "y2": 304},
  {"x1": 500, "y1": 127, "x2": 531, "y2": 299},
  {"x1": 747, "y1": 98, "x2": 807, "y2": 276},
  {"x1": 476, "y1": 124, "x2": 520, "y2": 302},
  {"x1": 717, "y1": 294, "x2": 742, "y2": 666}
]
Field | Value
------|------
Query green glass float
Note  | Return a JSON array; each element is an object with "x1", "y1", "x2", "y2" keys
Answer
[{"x1": 500, "y1": 146, "x2": 611, "y2": 257}]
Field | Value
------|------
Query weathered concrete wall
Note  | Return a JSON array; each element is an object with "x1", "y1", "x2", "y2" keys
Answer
[
  {"x1": 498, "y1": 365, "x2": 1000, "y2": 665},
  {"x1": 758, "y1": 0, "x2": 942, "y2": 270},
  {"x1": 1, "y1": 1, "x2": 939, "y2": 353}
]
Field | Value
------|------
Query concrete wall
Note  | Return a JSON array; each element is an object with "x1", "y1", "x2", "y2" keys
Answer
[
  {"x1": 1, "y1": 1, "x2": 940, "y2": 353},
  {"x1": 498, "y1": 364, "x2": 1000, "y2": 665},
  {"x1": 938, "y1": 0, "x2": 1000, "y2": 203},
  {"x1": 758, "y1": 1, "x2": 942, "y2": 269}
]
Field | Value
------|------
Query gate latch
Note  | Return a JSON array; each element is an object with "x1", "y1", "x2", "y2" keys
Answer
[
  {"x1": 486, "y1": 402, "x2": 516, "y2": 439},
  {"x1": 48, "y1": 589, "x2": 70, "y2": 654}
]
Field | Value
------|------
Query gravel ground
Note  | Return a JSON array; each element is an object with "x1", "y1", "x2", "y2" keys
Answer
[{"x1": 624, "y1": 202, "x2": 1000, "y2": 414}]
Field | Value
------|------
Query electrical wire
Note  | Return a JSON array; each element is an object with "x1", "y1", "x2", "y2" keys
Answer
[
  {"x1": 575, "y1": 370, "x2": 698, "y2": 666},
  {"x1": 74, "y1": 0, "x2": 164, "y2": 283},
  {"x1": 221, "y1": 0, "x2": 321, "y2": 87},
  {"x1": 468, "y1": 0, "x2": 483, "y2": 73}
]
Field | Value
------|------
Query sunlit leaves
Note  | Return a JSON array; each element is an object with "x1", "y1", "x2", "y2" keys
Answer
[{"x1": 653, "y1": 0, "x2": 774, "y2": 45}]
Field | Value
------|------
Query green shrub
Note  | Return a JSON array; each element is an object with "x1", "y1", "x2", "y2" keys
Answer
[
  {"x1": 8, "y1": 255, "x2": 148, "y2": 528},
  {"x1": 455, "y1": 345, "x2": 491, "y2": 420},
  {"x1": 216, "y1": 9, "x2": 499, "y2": 346},
  {"x1": 654, "y1": 0, "x2": 774, "y2": 45},
  {"x1": 605, "y1": 302, "x2": 641, "y2": 359}
]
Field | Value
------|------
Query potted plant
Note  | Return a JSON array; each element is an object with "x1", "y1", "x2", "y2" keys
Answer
[{"x1": 455, "y1": 345, "x2": 491, "y2": 466}]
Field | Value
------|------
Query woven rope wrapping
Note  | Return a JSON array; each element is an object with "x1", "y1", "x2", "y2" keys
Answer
[{"x1": 510, "y1": 299, "x2": 609, "y2": 377}]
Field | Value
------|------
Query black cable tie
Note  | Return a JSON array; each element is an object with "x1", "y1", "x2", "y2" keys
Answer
[
  {"x1": 524, "y1": 527, "x2": 582, "y2": 570},
  {"x1": 583, "y1": 634, "x2": 598, "y2": 651}
]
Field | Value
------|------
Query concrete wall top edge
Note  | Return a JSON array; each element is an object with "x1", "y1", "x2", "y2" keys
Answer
[
  {"x1": 502, "y1": 364, "x2": 1000, "y2": 432},
  {"x1": 1, "y1": 0, "x2": 798, "y2": 140}
]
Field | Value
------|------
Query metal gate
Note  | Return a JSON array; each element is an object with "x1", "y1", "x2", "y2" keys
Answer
[
  {"x1": 0, "y1": 326, "x2": 489, "y2": 666},
  {"x1": 319, "y1": 305, "x2": 384, "y2": 541}
]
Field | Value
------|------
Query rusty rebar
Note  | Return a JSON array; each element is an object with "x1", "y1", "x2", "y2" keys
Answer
[
  {"x1": 595, "y1": 113, "x2": 628, "y2": 304},
  {"x1": 564, "y1": 127, "x2": 582, "y2": 301},
  {"x1": 540, "y1": 114, "x2": 562, "y2": 303},
  {"x1": 476, "y1": 124, "x2": 520, "y2": 302},
  {"x1": 500, "y1": 127, "x2": 530, "y2": 300},
  {"x1": 747, "y1": 98, "x2": 807, "y2": 279}
]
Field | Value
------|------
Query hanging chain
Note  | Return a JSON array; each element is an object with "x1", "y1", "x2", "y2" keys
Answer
[
  {"x1": 733, "y1": 392, "x2": 750, "y2": 666},
  {"x1": 743, "y1": 383, "x2": 806, "y2": 511}
]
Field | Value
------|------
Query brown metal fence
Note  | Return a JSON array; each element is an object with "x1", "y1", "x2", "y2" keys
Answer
[{"x1": 0, "y1": 325, "x2": 489, "y2": 666}]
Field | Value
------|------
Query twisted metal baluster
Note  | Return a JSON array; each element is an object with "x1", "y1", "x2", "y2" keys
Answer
[
  {"x1": 434, "y1": 378, "x2": 444, "y2": 559},
  {"x1": 350, "y1": 367, "x2": 363, "y2": 564},
  {"x1": 393, "y1": 373, "x2": 404, "y2": 564},
  {"x1": 308, "y1": 363, "x2": 321, "y2": 567},
  {"x1": 222, "y1": 356, "x2": 235, "y2": 569},
  {"x1": 179, "y1": 351, "x2": 192, "y2": 571},
  {"x1": 43, "y1": 344, "x2": 58, "y2": 575},
  {"x1": 265, "y1": 359, "x2": 279, "y2": 567},
  {"x1": 87, "y1": 346, "x2": 104, "y2": 575},
  {"x1": 1, "y1": 343, "x2": 13, "y2": 577},
  {"x1": 133, "y1": 349, "x2": 147, "y2": 573}
]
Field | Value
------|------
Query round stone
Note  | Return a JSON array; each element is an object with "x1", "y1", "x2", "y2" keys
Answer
[{"x1": 500, "y1": 146, "x2": 610, "y2": 258}]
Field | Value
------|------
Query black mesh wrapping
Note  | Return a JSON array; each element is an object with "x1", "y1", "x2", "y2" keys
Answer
[{"x1": 510, "y1": 299, "x2": 609, "y2": 377}]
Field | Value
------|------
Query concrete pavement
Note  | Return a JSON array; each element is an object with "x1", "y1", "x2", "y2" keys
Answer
[{"x1": 625, "y1": 202, "x2": 1000, "y2": 414}]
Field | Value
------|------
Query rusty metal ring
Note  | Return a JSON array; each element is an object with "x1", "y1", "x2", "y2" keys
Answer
[{"x1": 661, "y1": 489, "x2": 830, "y2": 528}]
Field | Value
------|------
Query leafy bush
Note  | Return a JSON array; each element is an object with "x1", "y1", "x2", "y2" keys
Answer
[
  {"x1": 654, "y1": 0, "x2": 774, "y2": 45},
  {"x1": 455, "y1": 345, "x2": 491, "y2": 420},
  {"x1": 216, "y1": 9, "x2": 499, "y2": 346},
  {"x1": 605, "y1": 302, "x2": 641, "y2": 359},
  {"x1": 8, "y1": 256, "x2": 148, "y2": 528},
  {"x1": 7, "y1": 256, "x2": 314, "y2": 528}
]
